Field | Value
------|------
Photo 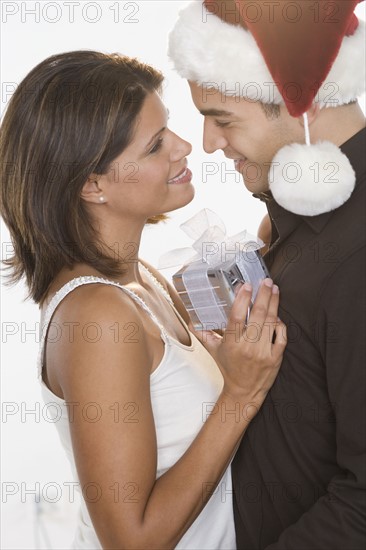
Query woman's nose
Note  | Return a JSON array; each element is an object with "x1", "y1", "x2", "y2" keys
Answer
[{"x1": 170, "y1": 133, "x2": 192, "y2": 161}]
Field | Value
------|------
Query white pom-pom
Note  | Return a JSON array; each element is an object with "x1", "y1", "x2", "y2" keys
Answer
[{"x1": 269, "y1": 141, "x2": 356, "y2": 216}]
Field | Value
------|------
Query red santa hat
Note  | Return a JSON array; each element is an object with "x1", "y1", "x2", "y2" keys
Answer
[{"x1": 168, "y1": 0, "x2": 365, "y2": 216}]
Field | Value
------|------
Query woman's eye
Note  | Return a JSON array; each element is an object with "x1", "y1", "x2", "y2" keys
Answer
[
  {"x1": 214, "y1": 120, "x2": 231, "y2": 128},
  {"x1": 149, "y1": 138, "x2": 163, "y2": 154}
]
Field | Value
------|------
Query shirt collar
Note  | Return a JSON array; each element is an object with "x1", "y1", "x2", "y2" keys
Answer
[{"x1": 256, "y1": 127, "x2": 366, "y2": 241}]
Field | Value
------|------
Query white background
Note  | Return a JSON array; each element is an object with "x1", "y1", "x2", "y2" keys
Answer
[{"x1": 1, "y1": 1, "x2": 365, "y2": 548}]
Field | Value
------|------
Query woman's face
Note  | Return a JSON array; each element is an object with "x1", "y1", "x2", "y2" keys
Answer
[{"x1": 98, "y1": 92, "x2": 194, "y2": 221}]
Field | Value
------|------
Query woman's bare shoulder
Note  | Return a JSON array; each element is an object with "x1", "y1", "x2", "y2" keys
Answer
[{"x1": 45, "y1": 281, "x2": 152, "y2": 399}]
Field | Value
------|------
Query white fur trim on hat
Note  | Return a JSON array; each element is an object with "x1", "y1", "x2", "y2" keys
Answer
[
  {"x1": 168, "y1": 1, "x2": 366, "y2": 106},
  {"x1": 168, "y1": 1, "x2": 283, "y2": 103},
  {"x1": 319, "y1": 20, "x2": 366, "y2": 107},
  {"x1": 269, "y1": 141, "x2": 356, "y2": 216}
]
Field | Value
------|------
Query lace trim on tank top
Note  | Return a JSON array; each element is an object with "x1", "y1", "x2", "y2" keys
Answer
[
  {"x1": 139, "y1": 263, "x2": 174, "y2": 305},
  {"x1": 37, "y1": 267, "x2": 176, "y2": 379}
]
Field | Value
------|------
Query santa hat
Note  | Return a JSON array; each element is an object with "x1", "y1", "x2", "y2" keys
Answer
[{"x1": 168, "y1": 0, "x2": 365, "y2": 216}]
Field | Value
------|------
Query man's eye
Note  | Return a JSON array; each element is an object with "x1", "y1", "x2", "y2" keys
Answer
[
  {"x1": 149, "y1": 138, "x2": 163, "y2": 154},
  {"x1": 214, "y1": 120, "x2": 231, "y2": 128}
]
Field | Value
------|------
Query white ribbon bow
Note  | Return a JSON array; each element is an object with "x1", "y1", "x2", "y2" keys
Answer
[{"x1": 158, "y1": 208, "x2": 264, "y2": 269}]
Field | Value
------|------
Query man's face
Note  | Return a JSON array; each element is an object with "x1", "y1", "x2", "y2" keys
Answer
[{"x1": 189, "y1": 81, "x2": 302, "y2": 194}]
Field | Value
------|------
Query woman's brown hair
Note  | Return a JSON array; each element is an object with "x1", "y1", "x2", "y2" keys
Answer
[{"x1": 0, "y1": 50, "x2": 165, "y2": 304}]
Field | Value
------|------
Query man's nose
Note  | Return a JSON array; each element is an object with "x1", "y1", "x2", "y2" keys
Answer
[{"x1": 203, "y1": 118, "x2": 228, "y2": 154}]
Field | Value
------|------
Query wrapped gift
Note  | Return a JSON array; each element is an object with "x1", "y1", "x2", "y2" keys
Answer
[{"x1": 159, "y1": 209, "x2": 269, "y2": 331}]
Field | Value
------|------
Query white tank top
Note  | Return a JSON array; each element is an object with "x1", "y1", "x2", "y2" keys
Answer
[{"x1": 37, "y1": 264, "x2": 236, "y2": 549}]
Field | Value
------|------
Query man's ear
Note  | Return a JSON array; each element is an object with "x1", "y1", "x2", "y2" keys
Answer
[
  {"x1": 298, "y1": 103, "x2": 321, "y2": 127},
  {"x1": 80, "y1": 175, "x2": 107, "y2": 204}
]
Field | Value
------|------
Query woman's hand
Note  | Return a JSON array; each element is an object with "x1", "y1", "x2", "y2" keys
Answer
[{"x1": 198, "y1": 279, "x2": 287, "y2": 419}]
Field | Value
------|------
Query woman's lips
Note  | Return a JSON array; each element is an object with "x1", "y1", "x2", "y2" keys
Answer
[{"x1": 168, "y1": 167, "x2": 192, "y2": 184}]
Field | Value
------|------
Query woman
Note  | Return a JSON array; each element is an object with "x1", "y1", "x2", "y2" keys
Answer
[{"x1": 0, "y1": 51, "x2": 286, "y2": 549}]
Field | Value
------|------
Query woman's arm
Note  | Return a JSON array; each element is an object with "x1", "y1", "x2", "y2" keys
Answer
[{"x1": 52, "y1": 279, "x2": 285, "y2": 549}]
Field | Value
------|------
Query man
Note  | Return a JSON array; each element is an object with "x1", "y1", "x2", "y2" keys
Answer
[{"x1": 169, "y1": 1, "x2": 366, "y2": 548}]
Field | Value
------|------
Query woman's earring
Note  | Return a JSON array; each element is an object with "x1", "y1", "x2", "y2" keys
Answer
[{"x1": 99, "y1": 196, "x2": 105, "y2": 203}]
